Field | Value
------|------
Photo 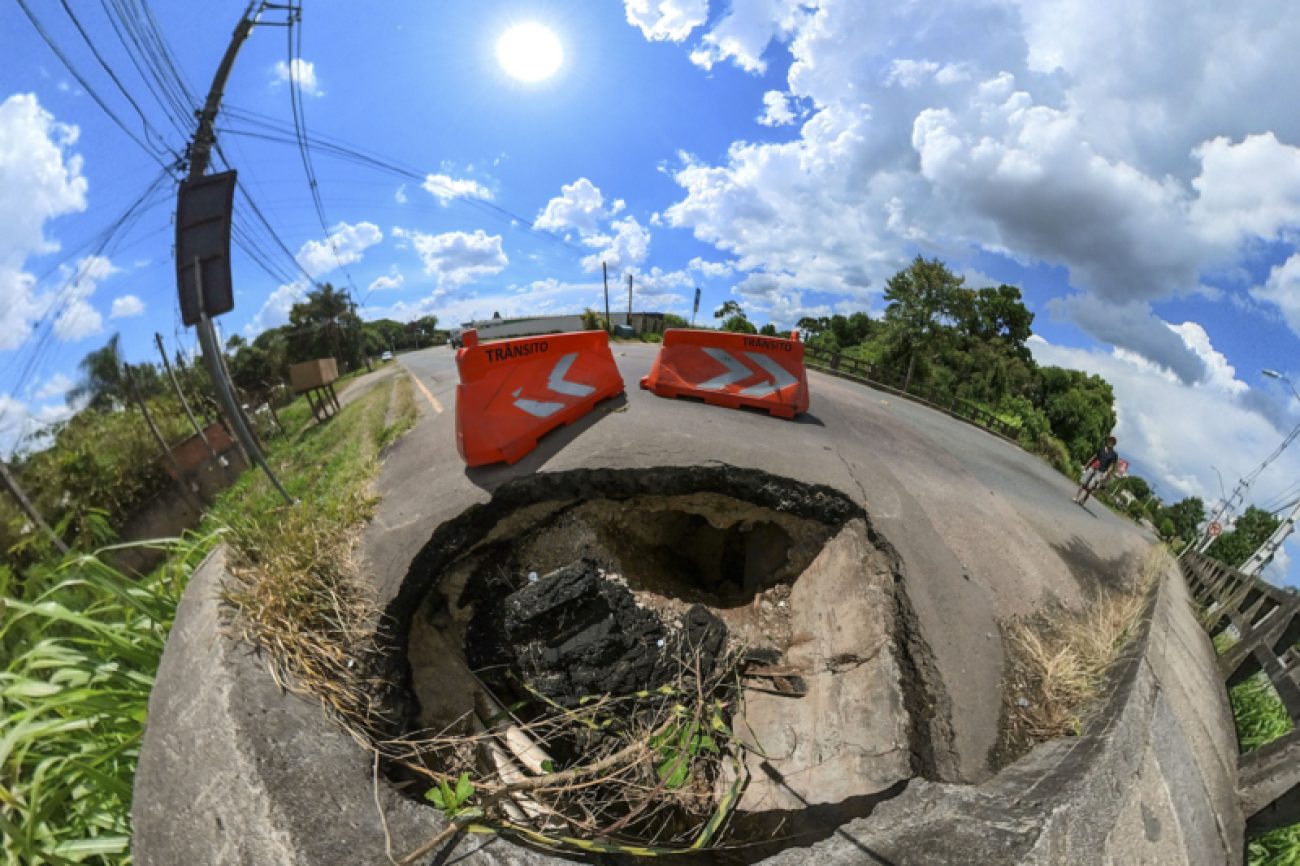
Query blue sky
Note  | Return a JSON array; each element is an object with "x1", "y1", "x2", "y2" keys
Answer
[{"x1": 3, "y1": 0, "x2": 1300, "y2": 582}]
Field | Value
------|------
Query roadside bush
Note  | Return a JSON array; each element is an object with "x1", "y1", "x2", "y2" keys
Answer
[{"x1": 1, "y1": 537, "x2": 211, "y2": 864}]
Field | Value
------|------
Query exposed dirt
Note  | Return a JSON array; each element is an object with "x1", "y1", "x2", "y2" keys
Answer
[{"x1": 377, "y1": 466, "x2": 958, "y2": 858}]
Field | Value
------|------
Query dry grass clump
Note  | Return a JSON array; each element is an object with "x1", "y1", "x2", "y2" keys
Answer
[
  {"x1": 385, "y1": 645, "x2": 749, "y2": 862},
  {"x1": 1000, "y1": 547, "x2": 1169, "y2": 754},
  {"x1": 217, "y1": 377, "x2": 413, "y2": 736}
]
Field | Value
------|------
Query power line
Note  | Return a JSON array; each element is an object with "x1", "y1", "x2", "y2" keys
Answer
[
  {"x1": 0, "y1": 170, "x2": 173, "y2": 428},
  {"x1": 14, "y1": 0, "x2": 175, "y2": 170},
  {"x1": 55, "y1": 0, "x2": 179, "y2": 160}
]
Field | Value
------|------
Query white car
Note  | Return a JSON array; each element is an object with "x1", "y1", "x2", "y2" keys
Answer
[{"x1": 381, "y1": 351, "x2": 393, "y2": 361}]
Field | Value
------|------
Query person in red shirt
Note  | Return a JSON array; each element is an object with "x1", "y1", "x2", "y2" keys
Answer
[{"x1": 1074, "y1": 436, "x2": 1119, "y2": 505}]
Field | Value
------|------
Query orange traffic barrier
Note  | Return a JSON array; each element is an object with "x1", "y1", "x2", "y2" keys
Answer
[
  {"x1": 640, "y1": 329, "x2": 810, "y2": 419},
  {"x1": 455, "y1": 329, "x2": 624, "y2": 466}
]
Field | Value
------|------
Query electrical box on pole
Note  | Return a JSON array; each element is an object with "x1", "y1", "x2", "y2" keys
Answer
[{"x1": 176, "y1": 170, "x2": 237, "y2": 326}]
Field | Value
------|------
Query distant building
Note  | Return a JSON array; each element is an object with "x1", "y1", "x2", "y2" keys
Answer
[{"x1": 454, "y1": 312, "x2": 665, "y2": 340}]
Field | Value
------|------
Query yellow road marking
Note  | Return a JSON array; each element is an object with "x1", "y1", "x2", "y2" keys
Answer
[{"x1": 410, "y1": 373, "x2": 444, "y2": 414}]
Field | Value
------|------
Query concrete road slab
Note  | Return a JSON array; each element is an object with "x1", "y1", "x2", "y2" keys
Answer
[{"x1": 364, "y1": 344, "x2": 1153, "y2": 781}]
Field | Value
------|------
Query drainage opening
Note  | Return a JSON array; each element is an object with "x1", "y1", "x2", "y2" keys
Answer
[{"x1": 381, "y1": 466, "x2": 934, "y2": 859}]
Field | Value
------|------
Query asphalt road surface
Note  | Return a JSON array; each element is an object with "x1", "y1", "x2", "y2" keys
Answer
[{"x1": 363, "y1": 342, "x2": 1153, "y2": 782}]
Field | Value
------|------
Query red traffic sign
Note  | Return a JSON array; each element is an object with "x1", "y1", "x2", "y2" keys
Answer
[{"x1": 1208, "y1": 522, "x2": 1222, "y2": 537}]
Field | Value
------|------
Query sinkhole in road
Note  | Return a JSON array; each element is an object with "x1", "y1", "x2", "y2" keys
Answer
[{"x1": 382, "y1": 466, "x2": 943, "y2": 858}]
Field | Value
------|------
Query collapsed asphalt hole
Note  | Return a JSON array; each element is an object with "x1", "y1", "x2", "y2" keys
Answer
[{"x1": 374, "y1": 466, "x2": 942, "y2": 861}]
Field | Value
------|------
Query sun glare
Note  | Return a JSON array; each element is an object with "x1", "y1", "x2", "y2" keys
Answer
[{"x1": 496, "y1": 22, "x2": 563, "y2": 82}]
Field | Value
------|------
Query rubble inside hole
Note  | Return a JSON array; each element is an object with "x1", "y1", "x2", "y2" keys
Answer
[{"x1": 394, "y1": 471, "x2": 929, "y2": 857}]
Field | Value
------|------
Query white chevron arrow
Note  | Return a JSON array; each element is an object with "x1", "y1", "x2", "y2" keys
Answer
[
  {"x1": 739, "y1": 352, "x2": 798, "y2": 397},
  {"x1": 512, "y1": 352, "x2": 596, "y2": 418},
  {"x1": 699, "y1": 348, "x2": 752, "y2": 390},
  {"x1": 697, "y1": 348, "x2": 797, "y2": 397}
]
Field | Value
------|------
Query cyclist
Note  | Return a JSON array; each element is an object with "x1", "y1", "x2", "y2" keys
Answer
[{"x1": 1074, "y1": 436, "x2": 1119, "y2": 505}]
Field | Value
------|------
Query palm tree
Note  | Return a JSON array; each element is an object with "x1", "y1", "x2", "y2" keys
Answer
[{"x1": 67, "y1": 334, "x2": 127, "y2": 411}]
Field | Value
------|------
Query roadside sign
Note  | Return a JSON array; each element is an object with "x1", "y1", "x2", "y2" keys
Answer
[
  {"x1": 693, "y1": 287, "x2": 701, "y2": 316},
  {"x1": 1209, "y1": 522, "x2": 1222, "y2": 537},
  {"x1": 176, "y1": 170, "x2": 238, "y2": 325}
]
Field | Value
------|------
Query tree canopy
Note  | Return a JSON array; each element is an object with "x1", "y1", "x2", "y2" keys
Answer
[{"x1": 1207, "y1": 506, "x2": 1280, "y2": 568}]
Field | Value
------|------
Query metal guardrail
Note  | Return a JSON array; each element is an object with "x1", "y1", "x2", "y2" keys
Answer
[
  {"x1": 1180, "y1": 550, "x2": 1300, "y2": 836},
  {"x1": 803, "y1": 348, "x2": 1021, "y2": 441}
]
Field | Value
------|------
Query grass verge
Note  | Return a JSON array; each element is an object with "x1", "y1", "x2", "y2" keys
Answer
[
  {"x1": 215, "y1": 371, "x2": 416, "y2": 732},
  {"x1": 1212, "y1": 633, "x2": 1300, "y2": 865},
  {"x1": 996, "y1": 546, "x2": 1166, "y2": 763},
  {"x1": 0, "y1": 369, "x2": 419, "y2": 864}
]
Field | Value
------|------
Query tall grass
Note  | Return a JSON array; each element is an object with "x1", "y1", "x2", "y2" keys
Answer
[
  {"x1": 1236, "y1": 673, "x2": 1300, "y2": 865},
  {"x1": 1, "y1": 371, "x2": 418, "y2": 864},
  {"x1": 0, "y1": 537, "x2": 213, "y2": 865}
]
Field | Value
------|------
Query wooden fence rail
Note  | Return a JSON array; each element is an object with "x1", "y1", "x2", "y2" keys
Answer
[
  {"x1": 1180, "y1": 550, "x2": 1300, "y2": 836},
  {"x1": 803, "y1": 347, "x2": 1021, "y2": 441}
]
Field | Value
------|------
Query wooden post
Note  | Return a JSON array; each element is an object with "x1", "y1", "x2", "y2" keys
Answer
[
  {"x1": 156, "y1": 332, "x2": 219, "y2": 460},
  {"x1": 0, "y1": 458, "x2": 68, "y2": 555},
  {"x1": 603, "y1": 261, "x2": 611, "y2": 333},
  {"x1": 124, "y1": 364, "x2": 203, "y2": 509}
]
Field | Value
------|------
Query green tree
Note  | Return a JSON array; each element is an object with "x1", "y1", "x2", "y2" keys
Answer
[
  {"x1": 1158, "y1": 497, "x2": 1206, "y2": 543},
  {"x1": 759, "y1": 323, "x2": 779, "y2": 336},
  {"x1": 663, "y1": 313, "x2": 690, "y2": 329},
  {"x1": 285, "y1": 283, "x2": 366, "y2": 370},
  {"x1": 881, "y1": 256, "x2": 965, "y2": 391},
  {"x1": 68, "y1": 334, "x2": 129, "y2": 411},
  {"x1": 1110, "y1": 475, "x2": 1153, "y2": 501},
  {"x1": 1037, "y1": 367, "x2": 1116, "y2": 464},
  {"x1": 1206, "y1": 506, "x2": 1281, "y2": 568},
  {"x1": 714, "y1": 300, "x2": 744, "y2": 320},
  {"x1": 721, "y1": 315, "x2": 757, "y2": 334}
]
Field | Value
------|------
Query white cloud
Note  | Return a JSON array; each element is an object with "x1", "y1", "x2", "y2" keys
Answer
[
  {"x1": 0, "y1": 93, "x2": 88, "y2": 351},
  {"x1": 395, "y1": 184, "x2": 408, "y2": 204},
  {"x1": 422, "y1": 173, "x2": 492, "y2": 204},
  {"x1": 535, "y1": 177, "x2": 608, "y2": 235},
  {"x1": 688, "y1": 257, "x2": 737, "y2": 277},
  {"x1": 580, "y1": 215, "x2": 650, "y2": 272},
  {"x1": 35, "y1": 372, "x2": 72, "y2": 400},
  {"x1": 1029, "y1": 330, "x2": 1300, "y2": 511},
  {"x1": 295, "y1": 221, "x2": 382, "y2": 279},
  {"x1": 689, "y1": 0, "x2": 807, "y2": 73},
  {"x1": 757, "y1": 90, "x2": 797, "y2": 127},
  {"x1": 109, "y1": 294, "x2": 144, "y2": 319},
  {"x1": 629, "y1": 0, "x2": 1300, "y2": 382},
  {"x1": 1253, "y1": 253, "x2": 1300, "y2": 337},
  {"x1": 0, "y1": 392, "x2": 75, "y2": 458},
  {"x1": 367, "y1": 267, "x2": 404, "y2": 293},
  {"x1": 1189, "y1": 133, "x2": 1300, "y2": 247},
  {"x1": 244, "y1": 282, "x2": 304, "y2": 337},
  {"x1": 624, "y1": 0, "x2": 708, "y2": 41},
  {"x1": 885, "y1": 59, "x2": 940, "y2": 89},
  {"x1": 52, "y1": 300, "x2": 101, "y2": 342},
  {"x1": 393, "y1": 228, "x2": 508, "y2": 290},
  {"x1": 272, "y1": 58, "x2": 321, "y2": 96}
]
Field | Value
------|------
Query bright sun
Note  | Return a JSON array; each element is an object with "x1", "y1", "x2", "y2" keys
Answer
[{"x1": 496, "y1": 22, "x2": 563, "y2": 82}]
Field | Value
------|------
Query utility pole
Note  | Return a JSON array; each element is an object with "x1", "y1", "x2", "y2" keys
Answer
[
  {"x1": 184, "y1": 2, "x2": 293, "y2": 505},
  {"x1": 602, "y1": 261, "x2": 611, "y2": 333},
  {"x1": 0, "y1": 458, "x2": 68, "y2": 555},
  {"x1": 626, "y1": 273, "x2": 633, "y2": 327},
  {"x1": 156, "y1": 332, "x2": 219, "y2": 461}
]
